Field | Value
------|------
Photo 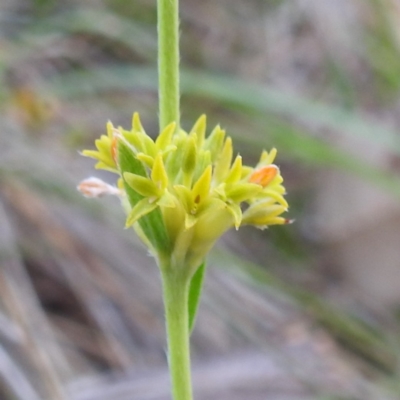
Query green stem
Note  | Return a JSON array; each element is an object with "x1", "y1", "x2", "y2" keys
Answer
[
  {"x1": 157, "y1": 1, "x2": 191, "y2": 398},
  {"x1": 157, "y1": 0, "x2": 180, "y2": 130},
  {"x1": 161, "y1": 269, "x2": 193, "y2": 400}
]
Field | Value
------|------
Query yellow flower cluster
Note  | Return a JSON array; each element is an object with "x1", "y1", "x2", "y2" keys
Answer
[{"x1": 79, "y1": 114, "x2": 289, "y2": 270}]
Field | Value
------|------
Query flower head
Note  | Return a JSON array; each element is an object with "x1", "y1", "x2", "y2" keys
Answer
[{"x1": 79, "y1": 114, "x2": 289, "y2": 271}]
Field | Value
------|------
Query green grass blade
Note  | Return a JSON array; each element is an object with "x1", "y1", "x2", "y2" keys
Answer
[
  {"x1": 49, "y1": 66, "x2": 400, "y2": 156},
  {"x1": 188, "y1": 261, "x2": 207, "y2": 333},
  {"x1": 234, "y1": 116, "x2": 400, "y2": 199},
  {"x1": 48, "y1": 66, "x2": 400, "y2": 196}
]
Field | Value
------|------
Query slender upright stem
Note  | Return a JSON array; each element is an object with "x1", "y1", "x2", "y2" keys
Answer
[
  {"x1": 157, "y1": 1, "x2": 192, "y2": 398},
  {"x1": 161, "y1": 269, "x2": 193, "y2": 400},
  {"x1": 157, "y1": 0, "x2": 180, "y2": 130}
]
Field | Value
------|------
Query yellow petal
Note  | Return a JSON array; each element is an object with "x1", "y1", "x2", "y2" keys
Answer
[
  {"x1": 259, "y1": 189, "x2": 289, "y2": 208},
  {"x1": 213, "y1": 136, "x2": 232, "y2": 183},
  {"x1": 95, "y1": 136, "x2": 112, "y2": 152},
  {"x1": 241, "y1": 166, "x2": 254, "y2": 179},
  {"x1": 94, "y1": 161, "x2": 118, "y2": 173},
  {"x1": 225, "y1": 155, "x2": 242, "y2": 185},
  {"x1": 259, "y1": 148, "x2": 277, "y2": 165},
  {"x1": 125, "y1": 198, "x2": 158, "y2": 228},
  {"x1": 182, "y1": 135, "x2": 197, "y2": 177},
  {"x1": 162, "y1": 196, "x2": 185, "y2": 243},
  {"x1": 123, "y1": 172, "x2": 159, "y2": 197},
  {"x1": 141, "y1": 133, "x2": 157, "y2": 158},
  {"x1": 82, "y1": 140, "x2": 115, "y2": 170},
  {"x1": 226, "y1": 202, "x2": 242, "y2": 229},
  {"x1": 106, "y1": 120, "x2": 114, "y2": 138},
  {"x1": 156, "y1": 122, "x2": 176, "y2": 151},
  {"x1": 204, "y1": 125, "x2": 225, "y2": 162},
  {"x1": 81, "y1": 149, "x2": 101, "y2": 160},
  {"x1": 185, "y1": 213, "x2": 197, "y2": 229},
  {"x1": 173, "y1": 185, "x2": 194, "y2": 213},
  {"x1": 242, "y1": 203, "x2": 287, "y2": 226},
  {"x1": 158, "y1": 190, "x2": 176, "y2": 208},
  {"x1": 132, "y1": 112, "x2": 144, "y2": 133},
  {"x1": 123, "y1": 131, "x2": 143, "y2": 153},
  {"x1": 187, "y1": 201, "x2": 235, "y2": 267},
  {"x1": 193, "y1": 149, "x2": 211, "y2": 183},
  {"x1": 192, "y1": 165, "x2": 212, "y2": 206},
  {"x1": 225, "y1": 183, "x2": 262, "y2": 203},
  {"x1": 251, "y1": 216, "x2": 288, "y2": 229},
  {"x1": 190, "y1": 114, "x2": 206, "y2": 148},
  {"x1": 151, "y1": 153, "x2": 169, "y2": 191},
  {"x1": 136, "y1": 153, "x2": 154, "y2": 168}
]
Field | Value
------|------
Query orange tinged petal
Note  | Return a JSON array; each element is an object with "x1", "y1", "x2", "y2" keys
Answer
[
  {"x1": 111, "y1": 136, "x2": 118, "y2": 163},
  {"x1": 249, "y1": 165, "x2": 278, "y2": 187}
]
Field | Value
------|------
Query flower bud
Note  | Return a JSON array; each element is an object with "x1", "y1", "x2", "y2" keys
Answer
[{"x1": 77, "y1": 177, "x2": 121, "y2": 198}]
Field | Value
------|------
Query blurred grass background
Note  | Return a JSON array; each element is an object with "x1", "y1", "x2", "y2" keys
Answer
[{"x1": 2, "y1": 0, "x2": 400, "y2": 399}]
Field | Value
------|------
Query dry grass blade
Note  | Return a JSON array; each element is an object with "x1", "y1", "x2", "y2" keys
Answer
[
  {"x1": 1, "y1": 181, "x2": 150, "y2": 370},
  {"x1": 0, "y1": 197, "x2": 69, "y2": 400},
  {"x1": 0, "y1": 344, "x2": 41, "y2": 400}
]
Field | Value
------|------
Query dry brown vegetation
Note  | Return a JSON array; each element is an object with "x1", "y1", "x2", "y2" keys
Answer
[{"x1": 1, "y1": 0, "x2": 400, "y2": 399}]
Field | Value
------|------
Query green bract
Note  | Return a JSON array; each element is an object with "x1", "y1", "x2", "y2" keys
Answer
[{"x1": 80, "y1": 113, "x2": 289, "y2": 273}]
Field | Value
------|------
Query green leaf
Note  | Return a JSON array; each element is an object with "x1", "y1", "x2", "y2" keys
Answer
[
  {"x1": 125, "y1": 198, "x2": 158, "y2": 228},
  {"x1": 188, "y1": 261, "x2": 207, "y2": 333},
  {"x1": 118, "y1": 140, "x2": 170, "y2": 255}
]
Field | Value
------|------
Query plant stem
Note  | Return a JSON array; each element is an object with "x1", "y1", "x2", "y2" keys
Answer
[
  {"x1": 161, "y1": 269, "x2": 193, "y2": 400},
  {"x1": 157, "y1": 0, "x2": 180, "y2": 130},
  {"x1": 157, "y1": 0, "x2": 192, "y2": 398}
]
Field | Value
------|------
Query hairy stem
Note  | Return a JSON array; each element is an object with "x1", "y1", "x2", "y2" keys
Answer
[
  {"x1": 157, "y1": 0, "x2": 180, "y2": 130},
  {"x1": 161, "y1": 269, "x2": 193, "y2": 400}
]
